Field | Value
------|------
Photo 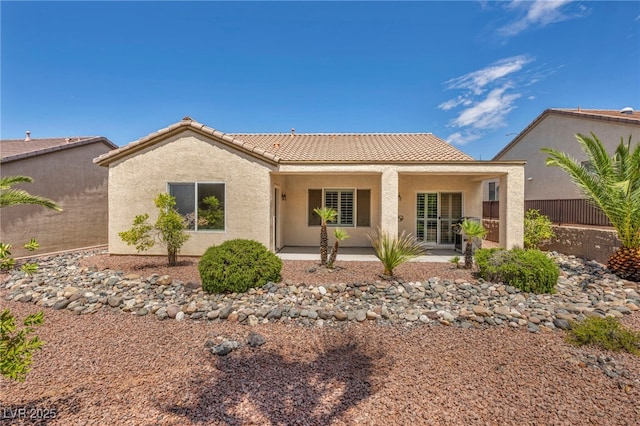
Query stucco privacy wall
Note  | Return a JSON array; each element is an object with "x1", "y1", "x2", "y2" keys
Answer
[
  {"x1": 543, "y1": 225, "x2": 620, "y2": 264},
  {"x1": 498, "y1": 114, "x2": 640, "y2": 200},
  {"x1": 1, "y1": 143, "x2": 110, "y2": 256},
  {"x1": 276, "y1": 173, "x2": 381, "y2": 247},
  {"x1": 484, "y1": 221, "x2": 620, "y2": 265},
  {"x1": 107, "y1": 130, "x2": 275, "y2": 256}
]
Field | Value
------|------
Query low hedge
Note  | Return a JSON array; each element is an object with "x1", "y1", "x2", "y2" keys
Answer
[
  {"x1": 475, "y1": 247, "x2": 559, "y2": 294},
  {"x1": 198, "y1": 239, "x2": 282, "y2": 294}
]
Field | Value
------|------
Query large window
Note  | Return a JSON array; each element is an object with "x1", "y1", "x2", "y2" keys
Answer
[
  {"x1": 308, "y1": 189, "x2": 370, "y2": 227},
  {"x1": 168, "y1": 182, "x2": 225, "y2": 231}
]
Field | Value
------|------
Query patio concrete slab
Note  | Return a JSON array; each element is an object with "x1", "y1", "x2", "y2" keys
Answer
[{"x1": 276, "y1": 246, "x2": 460, "y2": 263}]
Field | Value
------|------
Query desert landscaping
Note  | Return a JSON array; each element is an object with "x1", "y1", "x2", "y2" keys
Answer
[{"x1": 1, "y1": 249, "x2": 639, "y2": 425}]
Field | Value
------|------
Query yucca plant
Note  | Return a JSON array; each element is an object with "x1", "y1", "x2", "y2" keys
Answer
[
  {"x1": 542, "y1": 133, "x2": 640, "y2": 281},
  {"x1": 313, "y1": 207, "x2": 338, "y2": 265},
  {"x1": 460, "y1": 219, "x2": 487, "y2": 269},
  {"x1": 367, "y1": 227, "x2": 428, "y2": 277},
  {"x1": 327, "y1": 228, "x2": 350, "y2": 268}
]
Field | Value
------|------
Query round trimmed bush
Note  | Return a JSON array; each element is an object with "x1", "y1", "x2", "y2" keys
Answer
[
  {"x1": 475, "y1": 247, "x2": 559, "y2": 294},
  {"x1": 198, "y1": 239, "x2": 282, "y2": 294}
]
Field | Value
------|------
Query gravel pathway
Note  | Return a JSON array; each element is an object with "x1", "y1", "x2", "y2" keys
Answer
[{"x1": 1, "y1": 250, "x2": 640, "y2": 425}]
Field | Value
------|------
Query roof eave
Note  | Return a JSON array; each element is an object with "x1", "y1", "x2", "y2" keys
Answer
[
  {"x1": 278, "y1": 159, "x2": 524, "y2": 166},
  {"x1": 94, "y1": 120, "x2": 281, "y2": 166},
  {"x1": 2, "y1": 136, "x2": 117, "y2": 164}
]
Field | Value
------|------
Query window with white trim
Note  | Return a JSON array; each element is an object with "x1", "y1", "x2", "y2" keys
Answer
[
  {"x1": 308, "y1": 189, "x2": 370, "y2": 227},
  {"x1": 168, "y1": 182, "x2": 225, "y2": 231},
  {"x1": 488, "y1": 182, "x2": 499, "y2": 201}
]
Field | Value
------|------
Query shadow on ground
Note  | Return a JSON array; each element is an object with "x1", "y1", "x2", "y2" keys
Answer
[
  {"x1": 0, "y1": 393, "x2": 82, "y2": 425},
  {"x1": 160, "y1": 334, "x2": 382, "y2": 425}
]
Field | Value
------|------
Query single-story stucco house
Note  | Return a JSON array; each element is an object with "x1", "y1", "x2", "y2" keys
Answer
[
  {"x1": 1, "y1": 133, "x2": 117, "y2": 256},
  {"x1": 94, "y1": 117, "x2": 525, "y2": 256}
]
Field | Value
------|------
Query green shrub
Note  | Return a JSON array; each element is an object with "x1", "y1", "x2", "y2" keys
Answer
[
  {"x1": 119, "y1": 193, "x2": 190, "y2": 266},
  {"x1": 198, "y1": 239, "x2": 282, "y2": 294},
  {"x1": 566, "y1": 317, "x2": 640, "y2": 355},
  {"x1": 1, "y1": 239, "x2": 42, "y2": 275},
  {"x1": 1, "y1": 309, "x2": 44, "y2": 382},
  {"x1": 524, "y1": 209, "x2": 555, "y2": 249},
  {"x1": 475, "y1": 247, "x2": 559, "y2": 293}
]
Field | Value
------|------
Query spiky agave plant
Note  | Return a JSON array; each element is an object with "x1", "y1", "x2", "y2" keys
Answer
[
  {"x1": 542, "y1": 133, "x2": 640, "y2": 281},
  {"x1": 367, "y1": 227, "x2": 428, "y2": 277},
  {"x1": 313, "y1": 207, "x2": 337, "y2": 265}
]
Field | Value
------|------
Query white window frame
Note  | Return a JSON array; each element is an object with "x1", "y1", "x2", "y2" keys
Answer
[
  {"x1": 324, "y1": 189, "x2": 355, "y2": 227},
  {"x1": 167, "y1": 182, "x2": 226, "y2": 232}
]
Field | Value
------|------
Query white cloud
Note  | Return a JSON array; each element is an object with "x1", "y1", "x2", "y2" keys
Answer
[
  {"x1": 438, "y1": 96, "x2": 472, "y2": 111},
  {"x1": 444, "y1": 55, "x2": 532, "y2": 95},
  {"x1": 446, "y1": 131, "x2": 482, "y2": 146},
  {"x1": 438, "y1": 54, "x2": 549, "y2": 147},
  {"x1": 452, "y1": 86, "x2": 521, "y2": 130},
  {"x1": 439, "y1": 56, "x2": 532, "y2": 136},
  {"x1": 498, "y1": 0, "x2": 584, "y2": 37}
]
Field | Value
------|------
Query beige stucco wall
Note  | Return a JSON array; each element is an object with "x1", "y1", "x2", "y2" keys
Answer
[
  {"x1": 276, "y1": 173, "x2": 381, "y2": 247},
  {"x1": 499, "y1": 167, "x2": 525, "y2": 248},
  {"x1": 1, "y1": 143, "x2": 111, "y2": 256},
  {"x1": 498, "y1": 114, "x2": 639, "y2": 200},
  {"x1": 107, "y1": 130, "x2": 275, "y2": 256}
]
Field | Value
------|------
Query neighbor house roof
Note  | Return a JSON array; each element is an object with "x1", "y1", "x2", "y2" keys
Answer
[
  {"x1": 94, "y1": 117, "x2": 474, "y2": 166},
  {"x1": 1, "y1": 136, "x2": 118, "y2": 164},
  {"x1": 493, "y1": 108, "x2": 640, "y2": 160}
]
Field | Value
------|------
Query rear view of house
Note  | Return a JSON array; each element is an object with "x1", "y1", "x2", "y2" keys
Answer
[
  {"x1": 1, "y1": 133, "x2": 117, "y2": 256},
  {"x1": 95, "y1": 117, "x2": 525, "y2": 256}
]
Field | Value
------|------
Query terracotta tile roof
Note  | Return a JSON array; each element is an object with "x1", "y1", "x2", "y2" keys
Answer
[
  {"x1": 493, "y1": 108, "x2": 640, "y2": 160},
  {"x1": 94, "y1": 117, "x2": 473, "y2": 166},
  {"x1": 230, "y1": 133, "x2": 472, "y2": 162},
  {"x1": 555, "y1": 108, "x2": 640, "y2": 122},
  {"x1": 1, "y1": 136, "x2": 117, "y2": 163}
]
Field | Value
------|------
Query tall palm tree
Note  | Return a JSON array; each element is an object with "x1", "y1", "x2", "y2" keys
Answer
[
  {"x1": 0, "y1": 176, "x2": 62, "y2": 211},
  {"x1": 313, "y1": 207, "x2": 337, "y2": 265},
  {"x1": 542, "y1": 133, "x2": 640, "y2": 281},
  {"x1": 460, "y1": 219, "x2": 487, "y2": 269}
]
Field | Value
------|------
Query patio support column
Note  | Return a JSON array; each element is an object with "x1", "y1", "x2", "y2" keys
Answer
[
  {"x1": 499, "y1": 168, "x2": 524, "y2": 248},
  {"x1": 380, "y1": 168, "x2": 399, "y2": 238}
]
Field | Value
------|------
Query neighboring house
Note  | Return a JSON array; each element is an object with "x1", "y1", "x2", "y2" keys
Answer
[
  {"x1": 486, "y1": 108, "x2": 640, "y2": 225},
  {"x1": 1, "y1": 133, "x2": 117, "y2": 256},
  {"x1": 94, "y1": 117, "x2": 525, "y2": 256}
]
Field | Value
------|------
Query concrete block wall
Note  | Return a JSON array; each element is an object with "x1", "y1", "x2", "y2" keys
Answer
[{"x1": 482, "y1": 219, "x2": 620, "y2": 264}]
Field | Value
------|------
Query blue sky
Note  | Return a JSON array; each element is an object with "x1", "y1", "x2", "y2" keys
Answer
[{"x1": 2, "y1": 1, "x2": 639, "y2": 159}]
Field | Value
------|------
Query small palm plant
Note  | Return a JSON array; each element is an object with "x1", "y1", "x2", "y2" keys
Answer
[
  {"x1": 460, "y1": 219, "x2": 487, "y2": 269},
  {"x1": 367, "y1": 227, "x2": 427, "y2": 277},
  {"x1": 313, "y1": 207, "x2": 337, "y2": 265},
  {"x1": 542, "y1": 133, "x2": 640, "y2": 281},
  {"x1": 327, "y1": 228, "x2": 350, "y2": 269}
]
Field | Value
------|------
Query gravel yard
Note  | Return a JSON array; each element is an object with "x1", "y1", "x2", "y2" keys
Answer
[{"x1": 1, "y1": 253, "x2": 640, "y2": 425}]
